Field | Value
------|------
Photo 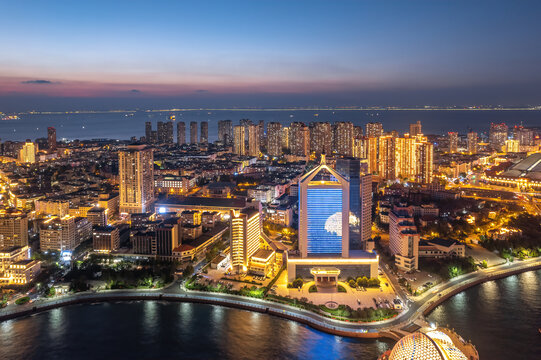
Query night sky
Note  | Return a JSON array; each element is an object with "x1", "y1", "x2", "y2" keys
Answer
[{"x1": 1, "y1": 0, "x2": 541, "y2": 111}]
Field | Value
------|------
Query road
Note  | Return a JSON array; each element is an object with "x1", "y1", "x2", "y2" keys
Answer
[{"x1": 1, "y1": 257, "x2": 540, "y2": 338}]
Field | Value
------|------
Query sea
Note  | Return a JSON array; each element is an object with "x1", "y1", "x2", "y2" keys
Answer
[
  {"x1": 0, "y1": 269, "x2": 539, "y2": 360},
  {"x1": 1, "y1": 110, "x2": 541, "y2": 142}
]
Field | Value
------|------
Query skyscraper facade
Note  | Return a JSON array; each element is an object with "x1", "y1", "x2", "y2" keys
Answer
[
  {"x1": 119, "y1": 145, "x2": 154, "y2": 214},
  {"x1": 47, "y1": 127, "x2": 57, "y2": 151},
  {"x1": 336, "y1": 158, "x2": 363, "y2": 250},
  {"x1": 467, "y1": 131, "x2": 478, "y2": 154},
  {"x1": 366, "y1": 122, "x2": 384, "y2": 137},
  {"x1": 489, "y1": 123, "x2": 508, "y2": 150},
  {"x1": 409, "y1": 121, "x2": 422, "y2": 136},
  {"x1": 19, "y1": 141, "x2": 36, "y2": 163},
  {"x1": 289, "y1": 122, "x2": 309, "y2": 157},
  {"x1": 200, "y1": 122, "x2": 208, "y2": 144},
  {"x1": 177, "y1": 121, "x2": 186, "y2": 145},
  {"x1": 218, "y1": 120, "x2": 233, "y2": 145},
  {"x1": 309, "y1": 122, "x2": 332, "y2": 156},
  {"x1": 448, "y1": 132, "x2": 458, "y2": 153},
  {"x1": 230, "y1": 207, "x2": 261, "y2": 273},
  {"x1": 247, "y1": 123, "x2": 260, "y2": 156},
  {"x1": 145, "y1": 122, "x2": 152, "y2": 143},
  {"x1": 266, "y1": 122, "x2": 282, "y2": 157},
  {"x1": 233, "y1": 125, "x2": 246, "y2": 155},
  {"x1": 333, "y1": 122, "x2": 354, "y2": 156},
  {"x1": 190, "y1": 121, "x2": 198, "y2": 144}
]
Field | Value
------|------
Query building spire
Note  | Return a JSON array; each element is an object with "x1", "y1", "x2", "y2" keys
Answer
[{"x1": 320, "y1": 153, "x2": 326, "y2": 165}]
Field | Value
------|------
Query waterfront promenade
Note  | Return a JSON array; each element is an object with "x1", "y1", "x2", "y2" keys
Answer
[{"x1": 1, "y1": 257, "x2": 540, "y2": 341}]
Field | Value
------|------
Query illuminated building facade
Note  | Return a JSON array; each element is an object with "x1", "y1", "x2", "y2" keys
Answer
[
  {"x1": 380, "y1": 327, "x2": 478, "y2": 360},
  {"x1": 333, "y1": 121, "x2": 354, "y2": 156},
  {"x1": 218, "y1": 120, "x2": 233, "y2": 145},
  {"x1": 309, "y1": 122, "x2": 332, "y2": 156},
  {"x1": 467, "y1": 131, "x2": 478, "y2": 154},
  {"x1": 19, "y1": 140, "x2": 36, "y2": 163},
  {"x1": 233, "y1": 125, "x2": 246, "y2": 155},
  {"x1": 267, "y1": 122, "x2": 282, "y2": 157},
  {"x1": 0, "y1": 213, "x2": 28, "y2": 248},
  {"x1": 230, "y1": 207, "x2": 261, "y2": 273},
  {"x1": 409, "y1": 120, "x2": 422, "y2": 136},
  {"x1": 389, "y1": 204, "x2": 419, "y2": 270},
  {"x1": 119, "y1": 145, "x2": 154, "y2": 214},
  {"x1": 289, "y1": 122, "x2": 310, "y2": 157},
  {"x1": 177, "y1": 121, "x2": 186, "y2": 145},
  {"x1": 157, "y1": 121, "x2": 174, "y2": 144},
  {"x1": 0, "y1": 246, "x2": 41, "y2": 286},
  {"x1": 282, "y1": 126, "x2": 289, "y2": 150},
  {"x1": 513, "y1": 125, "x2": 535, "y2": 147},
  {"x1": 448, "y1": 132, "x2": 458, "y2": 153},
  {"x1": 247, "y1": 123, "x2": 259, "y2": 156},
  {"x1": 290, "y1": 155, "x2": 378, "y2": 283},
  {"x1": 489, "y1": 122, "x2": 508, "y2": 150},
  {"x1": 505, "y1": 139, "x2": 520, "y2": 153},
  {"x1": 92, "y1": 226, "x2": 120, "y2": 253},
  {"x1": 366, "y1": 122, "x2": 383, "y2": 137}
]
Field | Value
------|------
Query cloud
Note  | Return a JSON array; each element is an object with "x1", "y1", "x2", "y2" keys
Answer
[
  {"x1": 130, "y1": 89, "x2": 141, "y2": 93},
  {"x1": 21, "y1": 79, "x2": 60, "y2": 85},
  {"x1": 195, "y1": 89, "x2": 209, "y2": 93}
]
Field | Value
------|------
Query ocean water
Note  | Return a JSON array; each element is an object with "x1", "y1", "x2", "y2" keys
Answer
[
  {"x1": 1, "y1": 109, "x2": 540, "y2": 142},
  {"x1": 0, "y1": 269, "x2": 539, "y2": 360}
]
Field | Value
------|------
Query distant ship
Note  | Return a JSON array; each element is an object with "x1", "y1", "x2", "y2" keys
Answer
[{"x1": 1, "y1": 115, "x2": 20, "y2": 121}]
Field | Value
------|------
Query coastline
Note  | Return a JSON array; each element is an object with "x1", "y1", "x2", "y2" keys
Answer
[{"x1": 1, "y1": 259, "x2": 540, "y2": 341}]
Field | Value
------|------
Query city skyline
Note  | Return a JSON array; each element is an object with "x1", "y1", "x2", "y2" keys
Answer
[{"x1": 2, "y1": 1, "x2": 541, "y2": 111}]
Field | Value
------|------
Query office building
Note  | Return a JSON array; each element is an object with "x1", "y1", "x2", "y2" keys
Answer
[
  {"x1": 19, "y1": 140, "x2": 36, "y2": 163},
  {"x1": 366, "y1": 122, "x2": 383, "y2": 137},
  {"x1": 489, "y1": 123, "x2": 508, "y2": 151},
  {"x1": 333, "y1": 122, "x2": 354, "y2": 156},
  {"x1": 335, "y1": 158, "x2": 362, "y2": 249},
  {"x1": 200, "y1": 122, "x2": 208, "y2": 144},
  {"x1": 218, "y1": 120, "x2": 233, "y2": 145},
  {"x1": 153, "y1": 219, "x2": 180, "y2": 257},
  {"x1": 93, "y1": 226, "x2": 120, "y2": 253},
  {"x1": 177, "y1": 121, "x2": 186, "y2": 145},
  {"x1": 230, "y1": 207, "x2": 261, "y2": 274},
  {"x1": 513, "y1": 126, "x2": 535, "y2": 147},
  {"x1": 448, "y1": 132, "x2": 458, "y2": 153},
  {"x1": 467, "y1": 131, "x2": 478, "y2": 154},
  {"x1": 409, "y1": 121, "x2": 422, "y2": 136},
  {"x1": 233, "y1": 125, "x2": 246, "y2": 155},
  {"x1": 505, "y1": 139, "x2": 520, "y2": 153},
  {"x1": 289, "y1": 155, "x2": 378, "y2": 283},
  {"x1": 47, "y1": 126, "x2": 57, "y2": 151},
  {"x1": 266, "y1": 122, "x2": 282, "y2": 157},
  {"x1": 40, "y1": 215, "x2": 91, "y2": 252},
  {"x1": 0, "y1": 213, "x2": 28, "y2": 248},
  {"x1": 190, "y1": 121, "x2": 198, "y2": 144},
  {"x1": 119, "y1": 145, "x2": 154, "y2": 214}
]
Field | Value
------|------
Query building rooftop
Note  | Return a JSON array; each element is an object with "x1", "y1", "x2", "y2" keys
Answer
[{"x1": 156, "y1": 196, "x2": 246, "y2": 209}]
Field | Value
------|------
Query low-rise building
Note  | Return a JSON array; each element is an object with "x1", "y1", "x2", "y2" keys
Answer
[
  {"x1": 93, "y1": 226, "x2": 120, "y2": 253},
  {"x1": 419, "y1": 238, "x2": 465, "y2": 258}
]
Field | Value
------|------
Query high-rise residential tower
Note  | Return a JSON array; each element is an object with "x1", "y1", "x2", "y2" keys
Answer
[
  {"x1": 448, "y1": 132, "x2": 458, "y2": 153},
  {"x1": 47, "y1": 127, "x2": 57, "y2": 151},
  {"x1": 190, "y1": 122, "x2": 198, "y2": 144},
  {"x1": 19, "y1": 140, "x2": 36, "y2": 163},
  {"x1": 489, "y1": 123, "x2": 508, "y2": 151},
  {"x1": 247, "y1": 123, "x2": 260, "y2": 156},
  {"x1": 230, "y1": 207, "x2": 261, "y2": 273},
  {"x1": 200, "y1": 122, "x2": 208, "y2": 144},
  {"x1": 409, "y1": 121, "x2": 422, "y2": 136},
  {"x1": 333, "y1": 122, "x2": 354, "y2": 156},
  {"x1": 266, "y1": 122, "x2": 282, "y2": 157},
  {"x1": 366, "y1": 122, "x2": 384, "y2": 138},
  {"x1": 467, "y1": 131, "x2": 478, "y2": 154},
  {"x1": 289, "y1": 122, "x2": 310, "y2": 157},
  {"x1": 177, "y1": 121, "x2": 186, "y2": 145},
  {"x1": 310, "y1": 122, "x2": 332, "y2": 156},
  {"x1": 218, "y1": 120, "x2": 233, "y2": 145},
  {"x1": 233, "y1": 125, "x2": 246, "y2": 155},
  {"x1": 119, "y1": 145, "x2": 154, "y2": 214}
]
